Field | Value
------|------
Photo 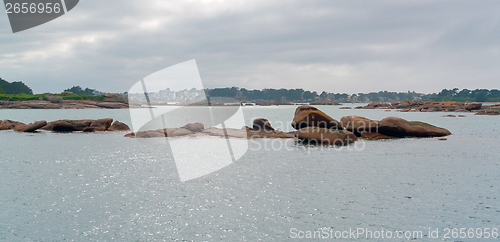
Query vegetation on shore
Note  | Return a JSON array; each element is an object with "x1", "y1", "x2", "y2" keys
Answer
[
  {"x1": 0, "y1": 93, "x2": 105, "y2": 102},
  {"x1": 0, "y1": 78, "x2": 33, "y2": 95},
  {"x1": 1, "y1": 78, "x2": 499, "y2": 103},
  {"x1": 207, "y1": 87, "x2": 500, "y2": 103},
  {"x1": 0, "y1": 80, "x2": 105, "y2": 101}
]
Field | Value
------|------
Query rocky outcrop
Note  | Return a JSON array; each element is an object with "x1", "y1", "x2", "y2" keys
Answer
[
  {"x1": 377, "y1": 117, "x2": 451, "y2": 137},
  {"x1": 33, "y1": 118, "x2": 128, "y2": 132},
  {"x1": 107, "y1": 121, "x2": 131, "y2": 131},
  {"x1": 14, "y1": 120, "x2": 47, "y2": 132},
  {"x1": 340, "y1": 115, "x2": 452, "y2": 139},
  {"x1": 295, "y1": 127, "x2": 357, "y2": 145},
  {"x1": 355, "y1": 100, "x2": 495, "y2": 113},
  {"x1": 0, "y1": 120, "x2": 25, "y2": 130},
  {"x1": 291, "y1": 105, "x2": 343, "y2": 130},
  {"x1": 41, "y1": 119, "x2": 113, "y2": 132},
  {"x1": 358, "y1": 102, "x2": 392, "y2": 109},
  {"x1": 465, "y1": 103, "x2": 482, "y2": 111},
  {"x1": 126, "y1": 120, "x2": 294, "y2": 139},
  {"x1": 102, "y1": 93, "x2": 128, "y2": 103}
]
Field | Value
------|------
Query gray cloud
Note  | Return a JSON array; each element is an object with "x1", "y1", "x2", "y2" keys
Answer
[{"x1": 0, "y1": 0, "x2": 499, "y2": 94}]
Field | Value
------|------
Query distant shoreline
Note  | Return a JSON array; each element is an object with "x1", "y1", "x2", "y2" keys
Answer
[
  {"x1": 1, "y1": 99, "x2": 500, "y2": 110},
  {"x1": 0, "y1": 100, "x2": 131, "y2": 109}
]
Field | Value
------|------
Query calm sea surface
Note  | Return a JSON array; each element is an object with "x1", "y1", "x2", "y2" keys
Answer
[{"x1": 1, "y1": 105, "x2": 499, "y2": 241}]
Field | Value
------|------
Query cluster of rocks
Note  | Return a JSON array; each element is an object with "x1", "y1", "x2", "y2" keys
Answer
[
  {"x1": 340, "y1": 115, "x2": 451, "y2": 139},
  {"x1": 126, "y1": 105, "x2": 451, "y2": 145},
  {"x1": 0, "y1": 119, "x2": 130, "y2": 133},
  {"x1": 355, "y1": 100, "x2": 486, "y2": 112},
  {"x1": 0, "y1": 94, "x2": 133, "y2": 109},
  {"x1": 290, "y1": 105, "x2": 356, "y2": 145},
  {"x1": 125, "y1": 119, "x2": 296, "y2": 139}
]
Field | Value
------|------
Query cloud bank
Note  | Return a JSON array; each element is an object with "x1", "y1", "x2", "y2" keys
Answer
[{"x1": 1, "y1": 0, "x2": 499, "y2": 94}]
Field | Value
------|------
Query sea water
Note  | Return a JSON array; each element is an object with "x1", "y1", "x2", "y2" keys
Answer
[{"x1": 0, "y1": 105, "x2": 499, "y2": 240}]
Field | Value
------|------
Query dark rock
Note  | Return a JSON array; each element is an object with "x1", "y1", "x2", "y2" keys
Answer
[
  {"x1": 42, "y1": 121, "x2": 77, "y2": 132},
  {"x1": 465, "y1": 103, "x2": 482, "y2": 111},
  {"x1": 252, "y1": 118, "x2": 274, "y2": 131}
]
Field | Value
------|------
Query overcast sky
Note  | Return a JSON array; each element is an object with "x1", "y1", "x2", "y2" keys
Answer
[{"x1": 0, "y1": 0, "x2": 499, "y2": 94}]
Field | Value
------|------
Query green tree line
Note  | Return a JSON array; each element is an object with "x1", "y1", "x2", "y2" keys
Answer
[
  {"x1": 1, "y1": 78, "x2": 499, "y2": 102},
  {"x1": 205, "y1": 87, "x2": 500, "y2": 102},
  {"x1": 0, "y1": 78, "x2": 33, "y2": 95}
]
